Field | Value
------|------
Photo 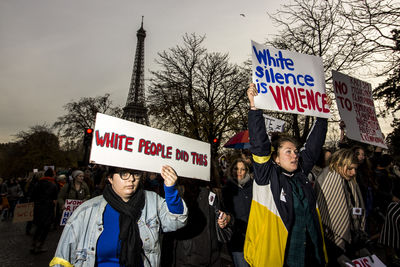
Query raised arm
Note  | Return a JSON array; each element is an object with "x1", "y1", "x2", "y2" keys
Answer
[
  {"x1": 298, "y1": 117, "x2": 328, "y2": 174},
  {"x1": 247, "y1": 83, "x2": 274, "y2": 185}
]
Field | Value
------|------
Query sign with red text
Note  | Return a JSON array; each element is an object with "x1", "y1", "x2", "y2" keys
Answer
[
  {"x1": 12, "y1": 202, "x2": 34, "y2": 223},
  {"x1": 252, "y1": 41, "x2": 330, "y2": 118},
  {"x1": 351, "y1": 255, "x2": 386, "y2": 267},
  {"x1": 89, "y1": 113, "x2": 211, "y2": 181},
  {"x1": 332, "y1": 71, "x2": 387, "y2": 149},
  {"x1": 60, "y1": 199, "x2": 84, "y2": 226},
  {"x1": 263, "y1": 114, "x2": 286, "y2": 133}
]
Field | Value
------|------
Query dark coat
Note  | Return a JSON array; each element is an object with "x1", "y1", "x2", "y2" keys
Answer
[
  {"x1": 32, "y1": 177, "x2": 58, "y2": 225},
  {"x1": 172, "y1": 186, "x2": 222, "y2": 267},
  {"x1": 222, "y1": 178, "x2": 253, "y2": 252}
]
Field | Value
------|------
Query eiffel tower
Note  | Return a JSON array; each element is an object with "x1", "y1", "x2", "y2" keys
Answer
[{"x1": 122, "y1": 16, "x2": 149, "y2": 125}]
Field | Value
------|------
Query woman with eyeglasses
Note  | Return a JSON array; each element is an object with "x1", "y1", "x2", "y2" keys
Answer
[{"x1": 50, "y1": 165, "x2": 188, "y2": 267}]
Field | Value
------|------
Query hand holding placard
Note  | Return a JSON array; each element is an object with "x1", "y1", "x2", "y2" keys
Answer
[{"x1": 161, "y1": 165, "x2": 178, "y2": 186}]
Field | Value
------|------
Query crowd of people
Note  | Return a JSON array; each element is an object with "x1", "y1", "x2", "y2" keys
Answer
[{"x1": 0, "y1": 84, "x2": 399, "y2": 267}]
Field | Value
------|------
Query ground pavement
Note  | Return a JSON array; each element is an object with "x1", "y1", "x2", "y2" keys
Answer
[
  {"x1": 0, "y1": 218, "x2": 234, "y2": 267},
  {"x1": 0, "y1": 219, "x2": 62, "y2": 267},
  {"x1": 1, "y1": 218, "x2": 387, "y2": 267}
]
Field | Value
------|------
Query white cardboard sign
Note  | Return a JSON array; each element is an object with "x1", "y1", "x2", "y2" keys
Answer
[
  {"x1": 263, "y1": 114, "x2": 286, "y2": 133},
  {"x1": 332, "y1": 71, "x2": 387, "y2": 149},
  {"x1": 60, "y1": 199, "x2": 84, "y2": 226},
  {"x1": 252, "y1": 40, "x2": 330, "y2": 118},
  {"x1": 89, "y1": 113, "x2": 211, "y2": 181},
  {"x1": 351, "y1": 254, "x2": 386, "y2": 267}
]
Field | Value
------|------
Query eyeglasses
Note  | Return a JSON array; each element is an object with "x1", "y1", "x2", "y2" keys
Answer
[{"x1": 118, "y1": 171, "x2": 142, "y2": 181}]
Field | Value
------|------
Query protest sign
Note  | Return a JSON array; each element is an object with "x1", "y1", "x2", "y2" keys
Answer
[
  {"x1": 60, "y1": 199, "x2": 84, "y2": 226},
  {"x1": 44, "y1": 166, "x2": 55, "y2": 171},
  {"x1": 12, "y1": 202, "x2": 34, "y2": 223},
  {"x1": 263, "y1": 114, "x2": 285, "y2": 133},
  {"x1": 352, "y1": 254, "x2": 386, "y2": 267},
  {"x1": 332, "y1": 71, "x2": 387, "y2": 149},
  {"x1": 89, "y1": 113, "x2": 211, "y2": 181},
  {"x1": 251, "y1": 40, "x2": 330, "y2": 118}
]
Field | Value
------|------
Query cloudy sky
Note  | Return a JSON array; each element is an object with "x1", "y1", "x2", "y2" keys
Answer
[
  {"x1": 0, "y1": 0, "x2": 287, "y2": 143},
  {"x1": 0, "y1": 0, "x2": 394, "y2": 144}
]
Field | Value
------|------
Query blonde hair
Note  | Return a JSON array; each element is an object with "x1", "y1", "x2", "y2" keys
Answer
[{"x1": 329, "y1": 148, "x2": 358, "y2": 173}]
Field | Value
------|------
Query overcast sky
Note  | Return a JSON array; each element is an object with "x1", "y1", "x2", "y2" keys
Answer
[
  {"x1": 0, "y1": 0, "x2": 287, "y2": 143},
  {"x1": 0, "y1": 0, "x2": 394, "y2": 144}
]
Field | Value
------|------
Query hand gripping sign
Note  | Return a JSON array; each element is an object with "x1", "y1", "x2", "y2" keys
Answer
[
  {"x1": 251, "y1": 40, "x2": 330, "y2": 118},
  {"x1": 89, "y1": 113, "x2": 211, "y2": 181}
]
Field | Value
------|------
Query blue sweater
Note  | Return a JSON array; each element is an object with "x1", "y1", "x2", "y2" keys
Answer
[{"x1": 96, "y1": 186, "x2": 183, "y2": 266}]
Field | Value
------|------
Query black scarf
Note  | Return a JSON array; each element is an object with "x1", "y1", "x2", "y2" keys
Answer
[{"x1": 103, "y1": 184, "x2": 145, "y2": 267}]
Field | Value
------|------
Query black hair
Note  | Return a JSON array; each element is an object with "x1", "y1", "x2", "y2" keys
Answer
[
  {"x1": 44, "y1": 168, "x2": 55, "y2": 177},
  {"x1": 270, "y1": 132, "x2": 299, "y2": 159},
  {"x1": 376, "y1": 154, "x2": 393, "y2": 168},
  {"x1": 315, "y1": 148, "x2": 333, "y2": 168},
  {"x1": 106, "y1": 166, "x2": 142, "y2": 178}
]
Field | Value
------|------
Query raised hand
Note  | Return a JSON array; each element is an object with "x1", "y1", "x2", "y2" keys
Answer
[
  {"x1": 247, "y1": 83, "x2": 258, "y2": 109},
  {"x1": 160, "y1": 165, "x2": 178, "y2": 187}
]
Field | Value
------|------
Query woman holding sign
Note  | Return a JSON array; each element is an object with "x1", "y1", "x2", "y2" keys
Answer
[
  {"x1": 50, "y1": 165, "x2": 187, "y2": 267},
  {"x1": 244, "y1": 83, "x2": 328, "y2": 267}
]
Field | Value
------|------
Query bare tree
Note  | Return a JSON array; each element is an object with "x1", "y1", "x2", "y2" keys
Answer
[
  {"x1": 342, "y1": 0, "x2": 400, "y2": 75},
  {"x1": 147, "y1": 34, "x2": 249, "y2": 156},
  {"x1": 263, "y1": 0, "x2": 400, "y2": 142},
  {"x1": 53, "y1": 94, "x2": 122, "y2": 146}
]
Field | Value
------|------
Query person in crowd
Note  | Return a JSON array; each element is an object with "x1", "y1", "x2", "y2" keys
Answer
[
  {"x1": 244, "y1": 83, "x2": 328, "y2": 267},
  {"x1": 17, "y1": 177, "x2": 28, "y2": 202},
  {"x1": 24, "y1": 172, "x2": 41, "y2": 235},
  {"x1": 31, "y1": 168, "x2": 58, "y2": 254},
  {"x1": 56, "y1": 174, "x2": 67, "y2": 189},
  {"x1": 57, "y1": 169, "x2": 91, "y2": 211},
  {"x1": 338, "y1": 120, "x2": 351, "y2": 149},
  {"x1": 375, "y1": 155, "x2": 400, "y2": 265},
  {"x1": 379, "y1": 200, "x2": 400, "y2": 266},
  {"x1": 222, "y1": 158, "x2": 253, "y2": 267},
  {"x1": 144, "y1": 172, "x2": 164, "y2": 196},
  {"x1": 167, "y1": 177, "x2": 232, "y2": 267},
  {"x1": 0, "y1": 177, "x2": 9, "y2": 221},
  {"x1": 83, "y1": 168, "x2": 95, "y2": 195},
  {"x1": 374, "y1": 154, "x2": 399, "y2": 214},
  {"x1": 92, "y1": 171, "x2": 108, "y2": 197},
  {"x1": 313, "y1": 148, "x2": 332, "y2": 177},
  {"x1": 240, "y1": 150, "x2": 254, "y2": 177},
  {"x1": 351, "y1": 146, "x2": 377, "y2": 234},
  {"x1": 50, "y1": 165, "x2": 187, "y2": 267},
  {"x1": 7, "y1": 177, "x2": 24, "y2": 219},
  {"x1": 308, "y1": 148, "x2": 332, "y2": 186},
  {"x1": 53, "y1": 174, "x2": 67, "y2": 229},
  {"x1": 316, "y1": 148, "x2": 367, "y2": 266},
  {"x1": 92, "y1": 164, "x2": 107, "y2": 188}
]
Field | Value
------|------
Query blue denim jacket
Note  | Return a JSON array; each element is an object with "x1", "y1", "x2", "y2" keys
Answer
[{"x1": 50, "y1": 190, "x2": 188, "y2": 267}]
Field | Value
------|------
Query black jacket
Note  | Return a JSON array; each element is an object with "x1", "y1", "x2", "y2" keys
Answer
[
  {"x1": 172, "y1": 186, "x2": 222, "y2": 267},
  {"x1": 222, "y1": 178, "x2": 253, "y2": 252},
  {"x1": 244, "y1": 109, "x2": 328, "y2": 266}
]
